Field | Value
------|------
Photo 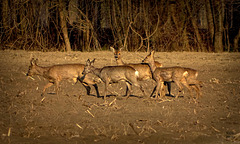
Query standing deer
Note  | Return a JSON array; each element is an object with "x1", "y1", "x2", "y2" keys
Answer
[
  {"x1": 82, "y1": 59, "x2": 145, "y2": 102},
  {"x1": 26, "y1": 58, "x2": 101, "y2": 97},
  {"x1": 110, "y1": 46, "x2": 172, "y2": 96},
  {"x1": 142, "y1": 50, "x2": 201, "y2": 99},
  {"x1": 110, "y1": 47, "x2": 163, "y2": 67}
]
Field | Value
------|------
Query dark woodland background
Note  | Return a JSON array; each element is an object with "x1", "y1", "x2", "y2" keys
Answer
[{"x1": 0, "y1": 0, "x2": 239, "y2": 52}]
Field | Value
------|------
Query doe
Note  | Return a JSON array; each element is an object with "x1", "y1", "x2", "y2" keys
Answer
[
  {"x1": 26, "y1": 58, "x2": 100, "y2": 96},
  {"x1": 82, "y1": 59, "x2": 145, "y2": 102}
]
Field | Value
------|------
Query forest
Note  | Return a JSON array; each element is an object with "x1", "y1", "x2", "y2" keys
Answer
[{"x1": 0, "y1": 0, "x2": 239, "y2": 52}]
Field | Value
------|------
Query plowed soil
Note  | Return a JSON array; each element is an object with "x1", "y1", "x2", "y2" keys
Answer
[{"x1": 0, "y1": 50, "x2": 239, "y2": 144}]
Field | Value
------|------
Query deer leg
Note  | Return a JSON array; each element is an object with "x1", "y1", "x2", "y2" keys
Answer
[
  {"x1": 159, "y1": 81, "x2": 165, "y2": 99},
  {"x1": 188, "y1": 79, "x2": 202, "y2": 99},
  {"x1": 42, "y1": 82, "x2": 54, "y2": 96},
  {"x1": 104, "y1": 80, "x2": 110, "y2": 103},
  {"x1": 133, "y1": 82, "x2": 145, "y2": 97},
  {"x1": 150, "y1": 86, "x2": 157, "y2": 98},
  {"x1": 191, "y1": 85, "x2": 199, "y2": 99},
  {"x1": 82, "y1": 82, "x2": 91, "y2": 95},
  {"x1": 174, "y1": 80, "x2": 183, "y2": 98},
  {"x1": 125, "y1": 82, "x2": 132, "y2": 99},
  {"x1": 139, "y1": 85, "x2": 145, "y2": 97},
  {"x1": 190, "y1": 84, "x2": 201, "y2": 99},
  {"x1": 196, "y1": 83, "x2": 202, "y2": 98},
  {"x1": 165, "y1": 81, "x2": 172, "y2": 96},
  {"x1": 93, "y1": 84, "x2": 100, "y2": 98},
  {"x1": 181, "y1": 78, "x2": 193, "y2": 99},
  {"x1": 125, "y1": 85, "x2": 129, "y2": 96},
  {"x1": 155, "y1": 81, "x2": 161, "y2": 99},
  {"x1": 55, "y1": 81, "x2": 60, "y2": 95},
  {"x1": 78, "y1": 76, "x2": 92, "y2": 95}
]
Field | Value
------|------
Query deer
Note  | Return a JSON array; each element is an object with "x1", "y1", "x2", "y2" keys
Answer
[
  {"x1": 142, "y1": 50, "x2": 202, "y2": 100},
  {"x1": 26, "y1": 58, "x2": 101, "y2": 97},
  {"x1": 110, "y1": 46, "x2": 163, "y2": 67},
  {"x1": 110, "y1": 46, "x2": 172, "y2": 96},
  {"x1": 82, "y1": 59, "x2": 145, "y2": 103},
  {"x1": 110, "y1": 46, "x2": 153, "y2": 81}
]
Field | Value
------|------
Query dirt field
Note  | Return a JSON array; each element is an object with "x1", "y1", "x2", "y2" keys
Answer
[{"x1": 0, "y1": 50, "x2": 239, "y2": 144}]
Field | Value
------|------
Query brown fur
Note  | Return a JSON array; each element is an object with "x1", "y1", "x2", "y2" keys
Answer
[
  {"x1": 26, "y1": 58, "x2": 100, "y2": 96},
  {"x1": 142, "y1": 50, "x2": 202, "y2": 99},
  {"x1": 82, "y1": 59, "x2": 145, "y2": 101}
]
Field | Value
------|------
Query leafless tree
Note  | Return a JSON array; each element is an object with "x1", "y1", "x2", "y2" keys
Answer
[{"x1": 0, "y1": 0, "x2": 238, "y2": 52}]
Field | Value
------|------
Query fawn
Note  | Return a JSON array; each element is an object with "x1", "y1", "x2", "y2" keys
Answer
[
  {"x1": 142, "y1": 50, "x2": 201, "y2": 100},
  {"x1": 82, "y1": 59, "x2": 145, "y2": 102},
  {"x1": 26, "y1": 58, "x2": 100, "y2": 96}
]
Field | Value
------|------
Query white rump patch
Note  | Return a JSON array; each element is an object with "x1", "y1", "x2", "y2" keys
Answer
[
  {"x1": 135, "y1": 71, "x2": 139, "y2": 77},
  {"x1": 195, "y1": 72, "x2": 198, "y2": 78},
  {"x1": 183, "y1": 71, "x2": 188, "y2": 77}
]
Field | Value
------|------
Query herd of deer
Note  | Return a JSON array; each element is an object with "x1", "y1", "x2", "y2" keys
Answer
[{"x1": 26, "y1": 47, "x2": 202, "y2": 103}]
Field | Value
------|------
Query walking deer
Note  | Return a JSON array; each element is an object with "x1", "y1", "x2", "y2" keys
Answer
[
  {"x1": 142, "y1": 50, "x2": 202, "y2": 100},
  {"x1": 110, "y1": 46, "x2": 172, "y2": 96},
  {"x1": 110, "y1": 47, "x2": 153, "y2": 81},
  {"x1": 82, "y1": 59, "x2": 145, "y2": 102},
  {"x1": 26, "y1": 58, "x2": 101, "y2": 97}
]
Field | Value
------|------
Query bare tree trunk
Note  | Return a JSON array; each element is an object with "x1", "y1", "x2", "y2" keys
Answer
[
  {"x1": 186, "y1": 1, "x2": 205, "y2": 52},
  {"x1": 59, "y1": 0, "x2": 71, "y2": 52},
  {"x1": 166, "y1": 1, "x2": 171, "y2": 27},
  {"x1": 214, "y1": 0, "x2": 224, "y2": 52},
  {"x1": 143, "y1": 0, "x2": 149, "y2": 52},
  {"x1": 183, "y1": 26, "x2": 191, "y2": 51},
  {"x1": 121, "y1": 0, "x2": 129, "y2": 50},
  {"x1": 68, "y1": 0, "x2": 78, "y2": 25},
  {"x1": 85, "y1": 4, "x2": 90, "y2": 52},
  {"x1": 2, "y1": 0, "x2": 9, "y2": 30},
  {"x1": 233, "y1": 29, "x2": 240, "y2": 52},
  {"x1": 152, "y1": 0, "x2": 164, "y2": 52},
  {"x1": 74, "y1": 4, "x2": 101, "y2": 51},
  {"x1": 80, "y1": 1, "x2": 90, "y2": 51},
  {"x1": 112, "y1": 0, "x2": 123, "y2": 47},
  {"x1": 205, "y1": 0, "x2": 214, "y2": 47},
  {"x1": 1, "y1": 0, "x2": 9, "y2": 44},
  {"x1": 178, "y1": 1, "x2": 190, "y2": 51}
]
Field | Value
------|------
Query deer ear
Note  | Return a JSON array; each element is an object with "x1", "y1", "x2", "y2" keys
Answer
[
  {"x1": 30, "y1": 58, "x2": 34, "y2": 65},
  {"x1": 110, "y1": 46, "x2": 115, "y2": 52},
  {"x1": 119, "y1": 47, "x2": 123, "y2": 52},
  {"x1": 91, "y1": 58, "x2": 96, "y2": 64},
  {"x1": 35, "y1": 59, "x2": 39, "y2": 65},
  {"x1": 86, "y1": 59, "x2": 91, "y2": 66},
  {"x1": 30, "y1": 58, "x2": 37, "y2": 65},
  {"x1": 150, "y1": 50, "x2": 155, "y2": 56}
]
